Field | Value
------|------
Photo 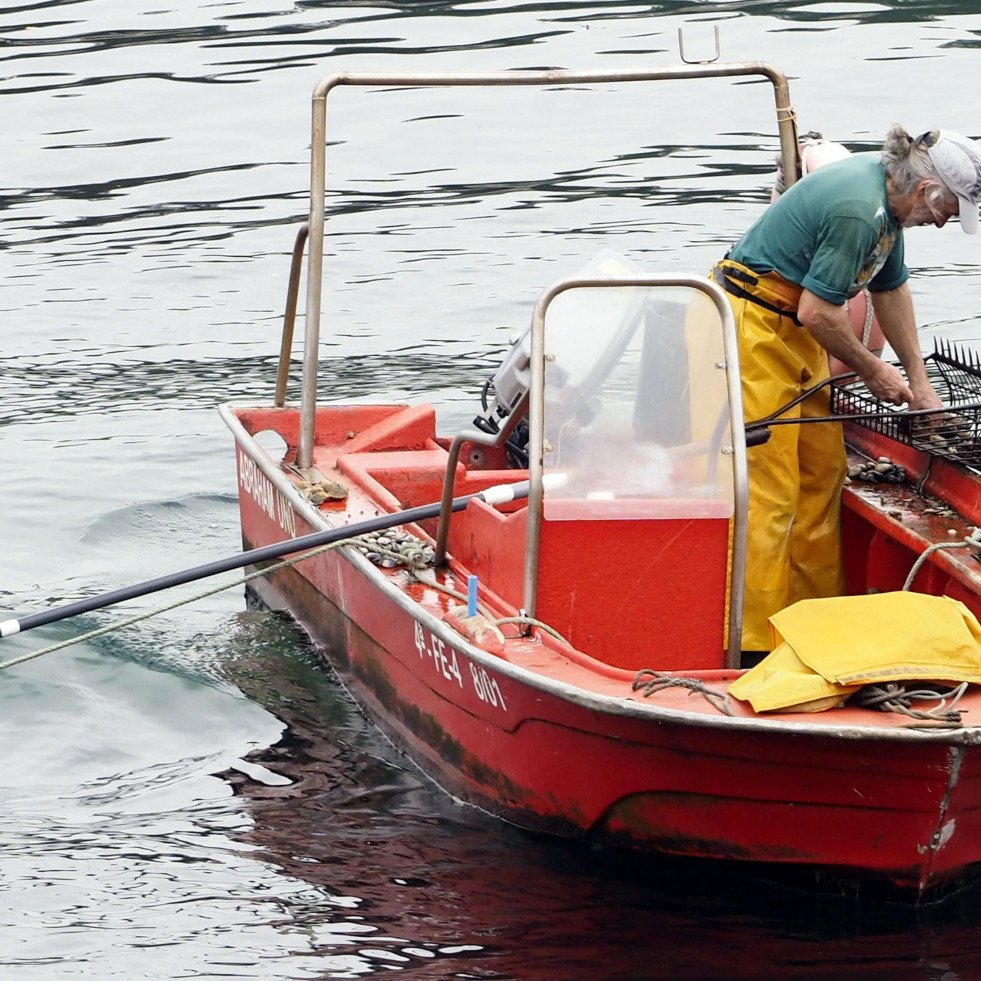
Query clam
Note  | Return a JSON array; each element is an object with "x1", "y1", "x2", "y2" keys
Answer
[
  {"x1": 848, "y1": 457, "x2": 906, "y2": 484},
  {"x1": 354, "y1": 529, "x2": 437, "y2": 569}
]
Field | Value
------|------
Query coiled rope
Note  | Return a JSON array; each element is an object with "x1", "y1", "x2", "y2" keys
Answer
[
  {"x1": 632, "y1": 668, "x2": 734, "y2": 716},
  {"x1": 851, "y1": 682, "x2": 969, "y2": 726}
]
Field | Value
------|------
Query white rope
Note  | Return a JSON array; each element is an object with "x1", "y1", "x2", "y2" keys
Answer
[
  {"x1": 410, "y1": 569, "x2": 572, "y2": 645},
  {"x1": 492, "y1": 615, "x2": 572, "y2": 647},
  {"x1": 902, "y1": 528, "x2": 981, "y2": 591},
  {"x1": 861, "y1": 289, "x2": 874, "y2": 347},
  {"x1": 0, "y1": 539, "x2": 350, "y2": 672}
]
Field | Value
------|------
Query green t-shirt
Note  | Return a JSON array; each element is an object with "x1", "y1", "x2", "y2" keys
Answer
[{"x1": 728, "y1": 154, "x2": 908, "y2": 305}]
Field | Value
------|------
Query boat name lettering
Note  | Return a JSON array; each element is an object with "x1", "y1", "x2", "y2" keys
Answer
[
  {"x1": 238, "y1": 449, "x2": 296, "y2": 538},
  {"x1": 414, "y1": 621, "x2": 464, "y2": 687}
]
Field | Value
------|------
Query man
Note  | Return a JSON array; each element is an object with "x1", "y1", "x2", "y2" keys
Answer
[{"x1": 713, "y1": 126, "x2": 981, "y2": 652}]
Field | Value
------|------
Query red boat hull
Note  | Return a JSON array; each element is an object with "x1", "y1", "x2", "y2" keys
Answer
[{"x1": 226, "y1": 405, "x2": 981, "y2": 900}]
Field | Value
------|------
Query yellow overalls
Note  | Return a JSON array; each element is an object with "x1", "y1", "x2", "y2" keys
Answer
[{"x1": 714, "y1": 259, "x2": 847, "y2": 651}]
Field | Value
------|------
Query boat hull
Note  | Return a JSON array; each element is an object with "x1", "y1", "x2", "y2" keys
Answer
[
  {"x1": 235, "y1": 510, "x2": 981, "y2": 900},
  {"x1": 225, "y1": 407, "x2": 981, "y2": 902}
]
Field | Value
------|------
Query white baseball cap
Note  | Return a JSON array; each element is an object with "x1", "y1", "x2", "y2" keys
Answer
[{"x1": 926, "y1": 130, "x2": 981, "y2": 234}]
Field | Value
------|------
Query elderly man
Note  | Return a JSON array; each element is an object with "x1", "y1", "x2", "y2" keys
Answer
[{"x1": 713, "y1": 126, "x2": 981, "y2": 652}]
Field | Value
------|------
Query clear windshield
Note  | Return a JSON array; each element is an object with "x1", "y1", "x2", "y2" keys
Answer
[{"x1": 541, "y1": 259, "x2": 733, "y2": 520}]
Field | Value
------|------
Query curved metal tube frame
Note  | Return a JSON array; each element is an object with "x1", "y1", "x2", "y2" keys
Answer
[
  {"x1": 433, "y1": 392, "x2": 528, "y2": 567},
  {"x1": 295, "y1": 63, "x2": 800, "y2": 468},
  {"x1": 523, "y1": 275, "x2": 747, "y2": 668},
  {"x1": 275, "y1": 223, "x2": 310, "y2": 408}
]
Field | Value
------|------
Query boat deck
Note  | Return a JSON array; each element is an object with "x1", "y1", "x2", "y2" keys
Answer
[{"x1": 226, "y1": 403, "x2": 981, "y2": 736}]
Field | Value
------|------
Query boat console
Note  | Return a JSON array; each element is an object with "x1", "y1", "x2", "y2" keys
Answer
[{"x1": 429, "y1": 252, "x2": 744, "y2": 668}]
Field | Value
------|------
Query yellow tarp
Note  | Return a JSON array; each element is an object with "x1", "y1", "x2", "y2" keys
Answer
[
  {"x1": 728, "y1": 640, "x2": 862, "y2": 713},
  {"x1": 729, "y1": 592, "x2": 981, "y2": 713}
]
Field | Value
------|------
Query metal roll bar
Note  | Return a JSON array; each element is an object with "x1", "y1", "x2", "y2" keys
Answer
[
  {"x1": 275, "y1": 222, "x2": 309, "y2": 408},
  {"x1": 293, "y1": 62, "x2": 801, "y2": 467}
]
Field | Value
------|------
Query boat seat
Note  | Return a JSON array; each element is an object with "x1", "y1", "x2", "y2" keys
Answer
[{"x1": 337, "y1": 449, "x2": 524, "y2": 518}]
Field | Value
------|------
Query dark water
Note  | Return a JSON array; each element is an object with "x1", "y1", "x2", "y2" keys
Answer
[{"x1": 4, "y1": 1, "x2": 981, "y2": 977}]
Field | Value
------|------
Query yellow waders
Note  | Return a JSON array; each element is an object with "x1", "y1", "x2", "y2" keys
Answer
[{"x1": 715, "y1": 260, "x2": 847, "y2": 651}]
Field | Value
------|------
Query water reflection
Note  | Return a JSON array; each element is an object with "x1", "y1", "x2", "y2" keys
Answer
[
  {"x1": 0, "y1": 349, "x2": 501, "y2": 425},
  {"x1": 215, "y1": 610, "x2": 981, "y2": 981},
  {"x1": 4, "y1": 0, "x2": 981, "y2": 976}
]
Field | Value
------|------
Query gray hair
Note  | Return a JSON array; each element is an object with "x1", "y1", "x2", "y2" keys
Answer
[{"x1": 881, "y1": 124, "x2": 957, "y2": 208}]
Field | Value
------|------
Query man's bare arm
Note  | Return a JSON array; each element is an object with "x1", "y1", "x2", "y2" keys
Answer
[
  {"x1": 797, "y1": 288, "x2": 915, "y2": 405},
  {"x1": 869, "y1": 283, "x2": 943, "y2": 410}
]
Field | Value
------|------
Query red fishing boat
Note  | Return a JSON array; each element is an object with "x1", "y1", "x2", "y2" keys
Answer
[{"x1": 222, "y1": 61, "x2": 981, "y2": 901}]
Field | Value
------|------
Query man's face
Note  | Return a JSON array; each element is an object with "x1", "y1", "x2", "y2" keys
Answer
[{"x1": 902, "y1": 182, "x2": 960, "y2": 229}]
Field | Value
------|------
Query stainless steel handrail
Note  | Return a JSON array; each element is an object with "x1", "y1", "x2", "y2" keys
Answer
[
  {"x1": 295, "y1": 63, "x2": 800, "y2": 468},
  {"x1": 433, "y1": 391, "x2": 528, "y2": 567},
  {"x1": 275, "y1": 222, "x2": 309, "y2": 408},
  {"x1": 524, "y1": 275, "x2": 747, "y2": 667}
]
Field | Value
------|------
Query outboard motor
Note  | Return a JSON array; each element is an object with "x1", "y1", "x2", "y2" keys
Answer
[
  {"x1": 471, "y1": 321, "x2": 533, "y2": 467},
  {"x1": 471, "y1": 249, "x2": 650, "y2": 468}
]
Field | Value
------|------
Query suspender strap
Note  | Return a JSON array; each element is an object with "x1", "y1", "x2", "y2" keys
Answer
[{"x1": 712, "y1": 264, "x2": 803, "y2": 327}]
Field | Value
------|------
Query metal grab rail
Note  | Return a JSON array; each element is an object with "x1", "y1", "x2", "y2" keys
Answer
[
  {"x1": 295, "y1": 62, "x2": 802, "y2": 468},
  {"x1": 275, "y1": 223, "x2": 309, "y2": 408}
]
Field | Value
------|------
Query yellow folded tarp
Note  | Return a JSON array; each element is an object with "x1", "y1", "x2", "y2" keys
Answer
[
  {"x1": 729, "y1": 592, "x2": 981, "y2": 714},
  {"x1": 728, "y1": 640, "x2": 862, "y2": 713}
]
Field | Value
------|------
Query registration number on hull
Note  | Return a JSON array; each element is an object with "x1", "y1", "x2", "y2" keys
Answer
[
  {"x1": 238, "y1": 448, "x2": 296, "y2": 539},
  {"x1": 413, "y1": 621, "x2": 507, "y2": 712}
]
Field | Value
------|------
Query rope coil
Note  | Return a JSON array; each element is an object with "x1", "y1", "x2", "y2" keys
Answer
[
  {"x1": 632, "y1": 668, "x2": 734, "y2": 716},
  {"x1": 851, "y1": 682, "x2": 968, "y2": 726}
]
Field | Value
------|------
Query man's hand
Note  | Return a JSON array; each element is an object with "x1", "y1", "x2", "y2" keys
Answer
[
  {"x1": 799, "y1": 286, "x2": 945, "y2": 411},
  {"x1": 909, "y1": 377, "x2": 944, "y2": 411},
  {"x1": 860, "y1": 359, "x2": 914, "y2": 406},
  {"x1": 869, "y1": 285, "x2": 944, "y2": 409}
]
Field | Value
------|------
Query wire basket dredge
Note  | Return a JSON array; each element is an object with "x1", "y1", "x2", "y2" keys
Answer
[{"x1": 830, "y1": 341, "x2": 981, "y2": 467}]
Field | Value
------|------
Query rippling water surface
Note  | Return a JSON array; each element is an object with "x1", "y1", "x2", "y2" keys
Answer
[{"x1": 4, "y1": 1, "x2": 981, "y2": 977}]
